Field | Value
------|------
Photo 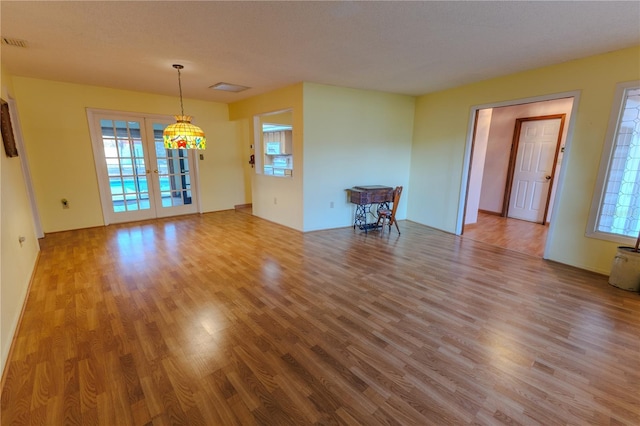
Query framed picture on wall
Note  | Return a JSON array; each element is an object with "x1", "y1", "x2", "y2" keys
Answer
[{"x1": 1, "y1": 98, "x2": 19, "y2": 157}]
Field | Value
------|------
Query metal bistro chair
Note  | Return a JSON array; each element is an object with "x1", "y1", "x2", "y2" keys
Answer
[{"x1": 376, "y1": 186, "x2": 402, "y2": 234}]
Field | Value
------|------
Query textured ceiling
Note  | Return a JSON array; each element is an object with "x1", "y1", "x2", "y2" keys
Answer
[{"x1": 1, "y1": 1, "x2": 639, "y2": 104}]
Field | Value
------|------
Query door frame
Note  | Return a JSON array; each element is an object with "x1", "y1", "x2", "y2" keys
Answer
[
  {"x1": 502, "y1": 114, "x2": 566, "y2": 224},
  {"x1": 457, "y1": 91, "x2": 581, "y2": 258},
  {"x1": 86, "y1": 108, "x2": 202, "y2": 225},
  {"x1": 6, "y1": 96, "x2": 44, "y2": 238},
  {"x1": 460, "y1": 110, "x2": 481, "y2": 229}
]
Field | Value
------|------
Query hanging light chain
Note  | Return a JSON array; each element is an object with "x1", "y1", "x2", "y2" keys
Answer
[
  {"x1": 164, "y1": 63, "x2": 206, "y2": 149},
  {"x1": 173, "y1": 64, "x2": 185, "y2": 116}
]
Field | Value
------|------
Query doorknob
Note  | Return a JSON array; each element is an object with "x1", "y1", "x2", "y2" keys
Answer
[
  {"x1": 154, "y1": 169, "x2": 158, "y2": 173},
  {"x1": 545, "y1": 175, "x2": 551, "y2": 180}
]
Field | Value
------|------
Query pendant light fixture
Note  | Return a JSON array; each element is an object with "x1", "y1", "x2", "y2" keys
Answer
[{"x1": 163, "y1": 64, "x2": 206, "y2": 150}]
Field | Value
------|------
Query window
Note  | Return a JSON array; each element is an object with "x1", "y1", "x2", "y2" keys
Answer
[
  {"x1": 588, "y1": 81, "x2": 640, "y2": 243},
  {"x1": 253, "y1": 109, "x2": 293, "y2": 178}
]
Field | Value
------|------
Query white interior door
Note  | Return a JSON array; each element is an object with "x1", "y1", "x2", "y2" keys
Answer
[
  {"x1": 89, "y1": 111, "x2": 199, "y2": 224},
  {"x1": 508, "y1": 118, "x2": 561, "y2": 223}
]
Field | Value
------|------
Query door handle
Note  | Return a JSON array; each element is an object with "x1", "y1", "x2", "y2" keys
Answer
[
  {"x1": 545, "y1": 175, "x2": 551, "y2": 180},
  {"x1": 154, "y1": 169, "x2": 158, "y2": 173}
]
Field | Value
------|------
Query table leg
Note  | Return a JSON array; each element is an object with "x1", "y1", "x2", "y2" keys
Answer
[{"x1": 354, "y1": 203, "x2": 380, "y2": 233}]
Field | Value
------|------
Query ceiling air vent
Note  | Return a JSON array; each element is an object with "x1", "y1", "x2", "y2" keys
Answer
[
  {"x1": 2, "y1": 37, "x2": 28, "y2": 48},
  {"x1": 209, "y1": 82, "x2": 250, "y2": 93}
]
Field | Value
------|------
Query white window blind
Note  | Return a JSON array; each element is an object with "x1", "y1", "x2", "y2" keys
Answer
[{"x1": 589, "y1": 82, "x2": 640, "y2": 242}]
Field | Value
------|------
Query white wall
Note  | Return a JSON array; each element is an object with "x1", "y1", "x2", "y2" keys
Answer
[
  {"x1": 478, "y1": 97, "x2": 573, "y2": 214},
  {"x1": 303, "y1": 83, "x2": 415, "y2": 231},
  {"x1": 465, "y1": 108, "x2": 492, "y2": 224}
]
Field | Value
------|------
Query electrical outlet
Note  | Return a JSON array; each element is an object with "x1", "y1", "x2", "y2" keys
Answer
[{"x1": 61, "y1": 198, "x2": 69, "y2": 209}]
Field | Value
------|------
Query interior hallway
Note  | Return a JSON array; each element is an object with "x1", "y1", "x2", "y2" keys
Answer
[{"x1": 462, "y1": 212, "x2": 549, "y2": 257}]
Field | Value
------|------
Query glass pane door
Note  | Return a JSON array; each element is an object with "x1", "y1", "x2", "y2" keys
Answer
[
  {"x1": 89, "y1": 112, "x2": 199, "y2": 224},
  {"x1": 148, "y1": 121, "x2": 198, "y2": 218},
  {"x1": 98, "y1": 118, "x2": 156, "y2": 223}
]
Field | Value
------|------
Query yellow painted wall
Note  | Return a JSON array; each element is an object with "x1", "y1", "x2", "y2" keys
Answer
[
  {"x1": 302, "y1": 83, "x2": 415, "y2": 231},
  {"x1": 228, "y1": 84, "x2": 304, "y2": 230},
  {"x1": 262, "y1": 111, "x2": 293, "y2": 126},
  {"x1": 410, "y1": 45, "x2": 640, "y2": 273},
  {"x1": 11, "y1": 77, "x2": 243, "y2": 233},
  {"x1": 228, "y1": 82, "x2": 415, "y2": 232},
  {"x1": 196, "y1": 119, "x2": 248, "y2": 213},
  {"x1": 0, "y1": 68, "x2": 40, "y2": 373}
]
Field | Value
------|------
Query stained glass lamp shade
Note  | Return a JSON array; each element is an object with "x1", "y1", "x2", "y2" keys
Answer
[
  {"x1": 163, "y1": 64, "x2": 206, "y2": 150},
  {"x1": 163, "y1": 115, "x2": 206, "y2": 149}
]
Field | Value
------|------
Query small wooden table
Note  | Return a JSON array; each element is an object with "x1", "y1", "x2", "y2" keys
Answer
[{"x1": 346, "y1": 185, "x2": 394, "y2": 232}]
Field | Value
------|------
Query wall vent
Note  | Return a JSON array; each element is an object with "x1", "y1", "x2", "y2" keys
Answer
[{"x1": 2, "y1": 37, "x2": 28, "y2": 48}]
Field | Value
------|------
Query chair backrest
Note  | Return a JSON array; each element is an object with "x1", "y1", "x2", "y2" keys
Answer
[{"x1": 390, "y1": 186, "x2": 403, "y2": 218}]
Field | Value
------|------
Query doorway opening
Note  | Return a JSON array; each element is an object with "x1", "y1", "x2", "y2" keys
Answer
[{"x1": 459, "y1": 94, "x2": 579, "y2": 258}]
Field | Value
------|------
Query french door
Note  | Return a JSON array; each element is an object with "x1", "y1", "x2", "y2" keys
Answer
[{"x1": 88, "y1": 110, "x2": 199, "y2": 224}]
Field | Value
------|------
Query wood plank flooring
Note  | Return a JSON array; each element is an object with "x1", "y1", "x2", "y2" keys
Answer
[
  {"x1": 463, "y1": 213, "x2": 549, "y2": 258},
  {"x1": 2, "y1": 211, "x2": 639, "y2": 425}
]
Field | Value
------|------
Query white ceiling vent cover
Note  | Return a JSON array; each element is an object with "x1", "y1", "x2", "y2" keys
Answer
[
  {"x1": 2, "y1": 37, "x2": 28, "y2": 48},
  {"x1": 209, "y1": 82, "x2": 251, "y2": 93}
]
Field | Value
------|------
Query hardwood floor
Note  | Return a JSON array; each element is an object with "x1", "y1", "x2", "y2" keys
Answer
[
  {"x1": 2, "y1": 211, "x2": 639, "y2": 425},
  {"x1": 463, "y1": 212, "x2": 549, "y2": 257}
]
